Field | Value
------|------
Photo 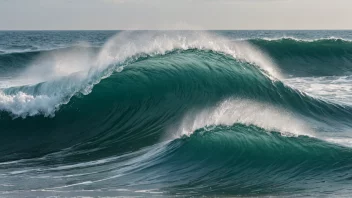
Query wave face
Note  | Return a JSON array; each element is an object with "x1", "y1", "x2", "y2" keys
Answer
[{"x1": 1, "y1": 30, "x2": 352, "y2": 197}]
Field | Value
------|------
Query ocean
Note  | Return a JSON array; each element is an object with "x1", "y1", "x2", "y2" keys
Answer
[{"x1": 1, "y1": 30, "x2": 352, "y2": 197}]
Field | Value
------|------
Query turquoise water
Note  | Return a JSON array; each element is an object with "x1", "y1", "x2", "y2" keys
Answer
[{"x1": 1, "y1": 30, "x2": 352, "y2": 197}]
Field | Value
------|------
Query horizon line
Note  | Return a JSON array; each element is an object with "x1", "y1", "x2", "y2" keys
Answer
[{"x1": 1, "y1": 29, "x2": 352, "y2": 31}]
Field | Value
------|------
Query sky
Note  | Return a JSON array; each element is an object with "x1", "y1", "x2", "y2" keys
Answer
[{"x1": 0, "y1": 0, "x2": 351, "y2": 30}]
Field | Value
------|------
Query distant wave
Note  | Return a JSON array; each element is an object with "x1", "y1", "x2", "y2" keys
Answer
[
  {"x1": 248, "y1": 37, "x2": 352, "y2": 77},
  {"x1": 250, "y1": 36, "x2": 352, "y2": 42}
]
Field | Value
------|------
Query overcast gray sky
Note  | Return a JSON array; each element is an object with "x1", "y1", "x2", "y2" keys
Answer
[{"x1": 0, "y1": 0, "x2": 350, "y2": 30}]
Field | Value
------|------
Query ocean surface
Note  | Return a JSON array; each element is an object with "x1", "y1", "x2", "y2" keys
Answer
[{"x1": 1, "y1": 30, "x2": 352, "y2": 197}]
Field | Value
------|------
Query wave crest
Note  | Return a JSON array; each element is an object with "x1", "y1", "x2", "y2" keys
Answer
[{"x1": 166, "y1": 98, "x2": 314, "y2": 140}]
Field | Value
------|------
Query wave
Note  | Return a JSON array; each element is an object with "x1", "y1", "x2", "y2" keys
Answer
[
  {"x1": 160, "y1": 124, "x2": 352, "y2": 196},
  {"x1": 2, "y1": 31, "x2": 352, "y2": 196},
  {"x1": 1, "y1": 47, "x2": 352, "y2": 161},
  {"x1": 1, "y1": 32, "x2": 352, "y2": 152},
  {"x1": 0, "y1": 48, "x2": 278, "y2": 160},
  {"x1": 0, "y1": 31, "x2": 281, "y2": 118},
  {"x1": 250, "y1": 37, "x2": 352, "y2": 77},
  {"x1": 2, "y1": 123, "x2": 352, "y2": 196},
  {"x1": 3, "y1": 35, "x2": 352, "y2": 80},
  {"x1": 2, "y1": 33, "x2": 352, "y2": 119}
]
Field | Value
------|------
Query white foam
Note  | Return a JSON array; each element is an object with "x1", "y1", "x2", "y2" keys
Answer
[
  {"x1": 166, "y1": 98, "x2": 315, "y2": 139},
  {"x1": 0, "y1": 91, "x2": 60, "y2": 117},
  {"x1": 0, "y1": 31, "x2": 281, "y2": 117},
  {"x1": 98, "y1": 31, "x2": 281, "y2": 79},
  {"x1": 165, "y1": 97, "x2": 352, "y2": 147},
  {"x1": 285, "y1": 76, "x2": 352, "y2": 106}
]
